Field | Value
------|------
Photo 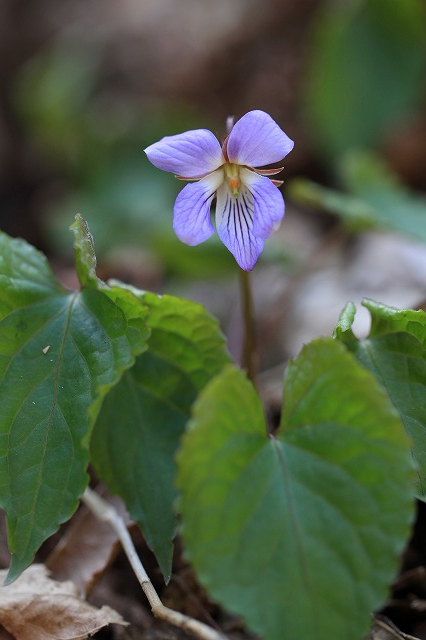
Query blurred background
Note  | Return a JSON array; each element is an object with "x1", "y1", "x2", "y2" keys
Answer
[{"x1": 1, "y1": 0, "x2": 426, "y2": 372}]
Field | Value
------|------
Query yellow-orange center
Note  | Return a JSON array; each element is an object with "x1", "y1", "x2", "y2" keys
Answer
[{"x1": 224, "y1": 163, "x2": 241, "y2": 197}]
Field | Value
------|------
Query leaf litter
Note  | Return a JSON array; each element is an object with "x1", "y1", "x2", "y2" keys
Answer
[
  {"x1": 0, "y1": 564, "x2": 126, "y2": 640},
  {"x1": 46, "y1": 494, "x2": 131, "y2": 597}
]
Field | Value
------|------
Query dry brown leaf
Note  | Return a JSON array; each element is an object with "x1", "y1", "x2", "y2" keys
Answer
[
  {"x1": 0, "y1": 626, "x2": 14, "y2": 640},
  {"x1": 0, "y1": 564, "x2": 127, "y2": 640},
  {"x1": 46, "y1": 495, "x2": 131, "y2": 596}
]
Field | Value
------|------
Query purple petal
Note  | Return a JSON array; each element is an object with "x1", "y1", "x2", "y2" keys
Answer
[
  {"x1": 241, "y1": 169, "x2": 285, "y2": 239},
  {"x1": 145, "y1": 129, "x2": 224, "y2": 178},
  {"x1": 226, "y1": 110, "x2": 294, "y2": 167},
  {"x1": 215, "y1": 183, "x2": 264, "y2": 271},
  {"x1": 173, "y1": 170, "x2": 224, "y2": 245}
]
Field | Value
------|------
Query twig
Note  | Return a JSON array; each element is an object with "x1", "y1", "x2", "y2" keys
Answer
[{"x1": 82, "y1": 487, "x2": 228, "y2": 640}]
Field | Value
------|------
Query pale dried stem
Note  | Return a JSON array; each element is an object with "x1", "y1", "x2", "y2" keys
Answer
[{"x1": 82, "y1": 487, "x2": 228, "y2": 640}]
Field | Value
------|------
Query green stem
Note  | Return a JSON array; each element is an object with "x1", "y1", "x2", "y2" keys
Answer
[{"x1": 239, "y1": 268, "x2": 256, "y2": 385}]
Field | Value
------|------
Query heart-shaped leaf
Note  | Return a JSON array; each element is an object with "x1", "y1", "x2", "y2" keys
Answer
[
  {"x1": 0, "y1": 218, "x2": 149, "y2": 582},
  {"x1": 177, "y1": 339, "x2": 414, "y2": 640}
]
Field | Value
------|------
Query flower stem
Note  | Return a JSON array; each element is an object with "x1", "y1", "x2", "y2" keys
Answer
[{"x1": 239, "y1": 268, "x2": 256, "y2": 385}]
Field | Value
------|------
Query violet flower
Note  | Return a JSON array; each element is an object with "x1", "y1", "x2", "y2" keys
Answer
[{"x1": 144, "y1": 110, "x2": 294, "y2": 271}]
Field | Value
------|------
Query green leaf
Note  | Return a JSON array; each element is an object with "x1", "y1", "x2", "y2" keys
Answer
[
  {"x1": 70, "y1": 213, "x2": 100, "y2": 288},
  {"x1": 335, "y1": 299, "x2": 426, "y2": 493},
  {"x1": 305, "y1": 0, "x2": 426, "y2": 157},
  {"x1": 289, "y1": 152, "x2": 426, "y2": 244},
  {"x1": 287, "y1": 178, "x2": 377, "y2": 233},
  {"x1": 177, "y1": 341, "x2": 414, "y2": 640},
  {"x1": 341, "y1": 152, "x2": 426, "y2": 244},
  {"x1": 331, "y1": 300, "x2": 357, "y2": 342},
  {"x1": 90, "y1": 291, "x2": 231, "y2": 580},
  {"x1": 0, "y1": 226, "x2": 149, "y2": 582}
]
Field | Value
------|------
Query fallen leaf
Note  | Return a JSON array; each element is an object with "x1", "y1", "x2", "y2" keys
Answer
[
  {"x1": 0, "y1": 626, "x2": 14, "y2": 640},
  {"x1": 46, "y1": 494, "x2": 131, "y2": 596},
  {"x1": 0, "y1": 564, "x2": 127, "y2": 640}
]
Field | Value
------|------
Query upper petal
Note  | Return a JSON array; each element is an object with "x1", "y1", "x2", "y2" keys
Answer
[
  {"x1": 226, "y1": 110, "x2": 294, "y2": 167},
  {"x1": 241, "y1": 169, "x2": 285, "y2": 240},
  {"x1": 173, "y1": 170, "x2": 224, "y2": 246},
  {"x1": 145, "y1": 129, "x2": 224, "y2": 178},
  {"x1": 215, "y1": 183, "x2": 264, "y2": 271}
]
